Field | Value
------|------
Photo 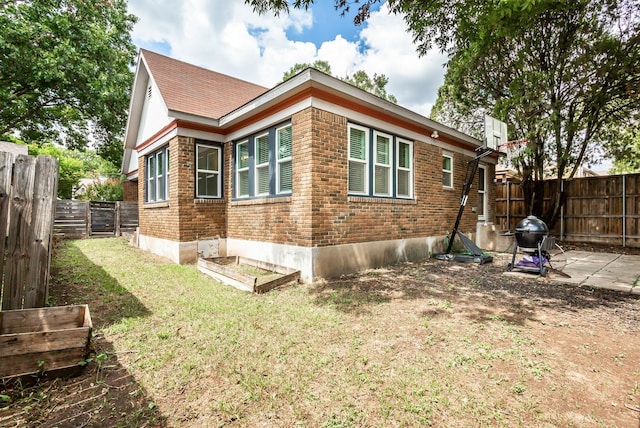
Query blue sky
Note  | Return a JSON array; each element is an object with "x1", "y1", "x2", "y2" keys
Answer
[{"x1": 127, "y1": 0, "x2": 447, "y2": 116}]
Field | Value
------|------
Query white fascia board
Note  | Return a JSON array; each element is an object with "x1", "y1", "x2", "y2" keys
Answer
[
  {"x1": 311, "y1": 98, "x2": 477, "y2": 158},
  {"x1": 176, "y1": 126, "x2": 225, "y2": 142},
  {"x1": 137, "y1": 128, "x2": 178, "y2": 157},
  {"x1": 308, "y1": 70, "x2": 480, "y2": 148},
  {"x1": 220, "y1": 69, "x2": 313, "y2": 128},
  {"x1": 219, "y1": 68, "x2": 479, "y2": 149},
  {"x1": 224, "y1": 98, "x2": 312, "y2": 142},
  {"x1": 168, "y1": 110, "x2": 220, "y2": 127}
]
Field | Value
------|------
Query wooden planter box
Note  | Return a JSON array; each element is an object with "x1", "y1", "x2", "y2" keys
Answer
[
  {"x1": 0, "y1": 305, "x2": 92, "y2": 379},
  {"x1": 198, "y1": 256, "x2": 300, "y2": 293}
]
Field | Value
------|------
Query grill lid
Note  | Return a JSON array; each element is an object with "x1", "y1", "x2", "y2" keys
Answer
[{"x1": 515, "y1": 215, "x2": 549, "y2": 248}]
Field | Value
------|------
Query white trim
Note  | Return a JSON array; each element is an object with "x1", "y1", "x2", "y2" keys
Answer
[
  {"x1": 276, "y1": 124, "x2": 293, "y2": 195},
  {"x1": 254, "y1": 132, "x2": 270, "y2": 196},
  {"x1": 225, "y1": 99, "x2": 311, "y2": 142},
  {"x1": 137, "y1": 128, "x2": 178, "y2": 157},
  {"x1": 347, "y1": 123, "x2": 370, "y2": 195},
  {"x1": 396, "y1": 138, "x2": 413, "y2": 199},
  {"x1": 235, "y1": 140, "x2": 250, "y2": 198},
  {"x1": 195, "y1": 144, "x2": 222, "y2": 199},
  {"x1": 373, "y1": 130, "x2": 393, "y2": 197},
  {"x1": 442, "y1": 152, "x2": 454, "y2": 189},
  {"x1": 477, "y1": 164, "x2": 487, "y2": 222},
  {"x1": 311, "y1": 98, "x2": 480, "y2": 159}
]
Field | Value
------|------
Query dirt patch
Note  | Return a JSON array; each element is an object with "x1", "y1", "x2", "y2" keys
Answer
[{"x1": 2, "y1": 240, "x2": 639, "y2": 427}]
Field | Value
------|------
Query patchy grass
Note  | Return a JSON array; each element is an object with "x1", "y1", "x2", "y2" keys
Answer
[{"x1": 2, "y1": 238, "x2": 640, "y2": 427}]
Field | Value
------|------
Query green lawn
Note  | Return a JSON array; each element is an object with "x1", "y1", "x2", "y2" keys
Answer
[{"x1": 12, "y1": 237, "x2": 636, "y2": 427}]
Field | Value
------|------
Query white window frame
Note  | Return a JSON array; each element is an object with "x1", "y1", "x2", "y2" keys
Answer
[
  {"x1": 196, "y1": 144, "x2": 222, "y2": 198},
  {"x1": 348, "y1": 123, "x2": 369, "y2": 195},
  {"x1": 146, "y1": 146, "x2": 169, "y2": 203},
  {"x1": 373, "y1": 131, "x2": 393, "y2": 197},
  {"x1": 396, "y1": 138, "x2": 413, "y2": 199},
  {"x1": 276, "y1": 124, "x2": 293, "y2": 194},
  {"x1": 254, "y1": 132, "x2": 270, "y2": 196},
  {"x1": 442, "y1": 152, "x2": 453, "y2": 189},
  {"x1": 236, "y1": 140, "x2": 249, "y2": 198},
  {"x1": 478, "y1": 164, "x2": 487, "y2": 221}
]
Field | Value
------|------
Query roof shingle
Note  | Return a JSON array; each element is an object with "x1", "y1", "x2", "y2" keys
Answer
[{"x1": 141, "y1": 49, "x2": 268, "y2": 120}]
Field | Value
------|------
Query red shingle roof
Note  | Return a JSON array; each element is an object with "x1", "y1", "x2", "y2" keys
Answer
[{"x1": 141, "y1": 49, "x2": 268, "y2": 120}]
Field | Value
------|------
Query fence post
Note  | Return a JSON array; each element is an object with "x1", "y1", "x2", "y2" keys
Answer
[
  {"x1": 86, "y1": 200, "x2": 92, "y2": 236},
  {"x1": 3, "y1": 155, "x2": 36, "y2": 310},
  {"x1": 115, "y1": 201, "x2": 121, "y2": 236},
  {"x1": 0, "y1": 152, "x2": 15, "y2": 308},
  {"x1": 506, "y1": 181, "x2": 510, "y2": 231},
  {"x1": 623, "y1": 174, "x2": 626, "y2": 247},
  {"x1": 560, "y1": 179, "x2": 564, "y2": 241},
  {"x1": 24, "y1": 155, "x2": 58, "y2": 308}
]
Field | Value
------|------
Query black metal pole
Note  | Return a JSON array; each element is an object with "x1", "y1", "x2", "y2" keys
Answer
[{"x1": 445, "y1": 157, "x2": 480, "y2": 254}]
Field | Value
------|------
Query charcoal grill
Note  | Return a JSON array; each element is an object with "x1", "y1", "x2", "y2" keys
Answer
[{"x1": 506, "y1": 215, "x2": 555, "y2": 276}]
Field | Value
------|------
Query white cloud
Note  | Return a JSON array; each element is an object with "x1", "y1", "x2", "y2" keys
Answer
[{"x1": 128, "y1": 0, "x2": 445, "y2": 115}]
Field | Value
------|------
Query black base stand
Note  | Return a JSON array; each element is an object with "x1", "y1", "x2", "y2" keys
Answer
[
  {"x1": 506, "y1": 235, "x2": 555, "y2": 276},
  {"x1": 433, "y1": 231, "x2": 493, "y2": 264},
  {"x1": 433, "y1": 146, "x2": 494, "y2": 265}
]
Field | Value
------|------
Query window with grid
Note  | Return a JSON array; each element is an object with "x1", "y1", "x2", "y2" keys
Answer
[
  {"x1": 442, "y1": 153, "x2": 453, "y2": 188},
  {"x1": 196, "y1": 144, "x2": 221, "y2": 198},
  {"x1": 255, "y1": 133, "x2": 270, "y2": 195},
  {"x1": 478, "y1": 165, "x2": 487, "y2": 220},
  {"x1": 348, "y1": 124, "x2": 368, "y2": 194},
  {"x1": 374, "y1": 131, "x2": 392, "y2": 196},
  {"x1": 396, "y1": 139, "x2": 413, "y2": 198},
  {"x1": 236, "y1": 141, "x2": 249, "y2": 198},
  {"x1": 277, "y1": 125, "x2": 293, "y2": 194},
  {"x1": 146, "y1": 146, "x2": 169, "y2": 202}
]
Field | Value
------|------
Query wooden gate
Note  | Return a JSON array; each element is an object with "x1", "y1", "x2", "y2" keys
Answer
[
  {"x1": 54, "y1": 200, "x2": 139, "y2": 237},
  {"x1": 0, "y1": 152, "x2": 59, "y2": 310},
  {"x1": 90, "y1": 201, "x2": 116, "y2": 235}
]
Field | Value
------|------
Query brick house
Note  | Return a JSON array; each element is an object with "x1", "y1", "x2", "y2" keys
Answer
[{"x1": 122, "y1": 49, "x2": 499, "y2": 281}]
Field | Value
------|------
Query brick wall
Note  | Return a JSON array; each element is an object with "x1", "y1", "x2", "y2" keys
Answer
[
  {"x1": 226, "y1": 109, "x2": 314, "y2": 246},
  {"x1": 226, "y1": 106, "x2": 491, "y2": 248},
  {"x1": 122, "y1": 179, "x2": 138, "y2": 202},
  {"x1": 138, "y1": 137, "x2": 179, "y2": 241},
  {"x1": 307, "y1": 108, "x2": 483, "y2": 247},
  {"x1": 139, "y1": 107, "x2": 495, "y2": 248},
  {"x1": 138, "y1": 136, "x2": 227, "y2": 242}
]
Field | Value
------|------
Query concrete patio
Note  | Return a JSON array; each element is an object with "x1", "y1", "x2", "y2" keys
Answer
[{"x1": 550, "y1": 251, "x2": 640, "y2": 294}]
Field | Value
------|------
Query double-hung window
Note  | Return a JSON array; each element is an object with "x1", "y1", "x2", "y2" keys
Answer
[
  {"x1": 478, "y1": 165, "x2": 487, "y2": 220},
  {"x1": 255, "y1": 133, "x2": 270, "y2": 196},
  {"x1": 348, "y1": 124, "x2": 369, "y2": 194},
  {"x1": 374, "y1": 131, "x2": 392, "y2": 196},
  {"x1": 234, "y1": 122, "x2": 293, "y2": 199},
  {"x1": 236, "y1": 141, "x2": 250, "y2": 198},
  {"x1": 442, "y1": 153, "x2": 453, "y2": 188},
  {"x1": 196, "y1": 143, "x2": 222, "y2": 198},
  {"x1": 396, "y1": 139, "x2": 413, "y2": 198},
  {"x1": 146, "y1": 146, "x2": 169, "y2": 202},
  {"x1": 347, "y1": 123, "x2": 414, "y2": 199},
  {"x1": 277, "y1": 125, "x2": 293, "y2": 194}
]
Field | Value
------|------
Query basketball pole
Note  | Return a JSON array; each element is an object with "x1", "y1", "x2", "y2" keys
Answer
[{"x1": 444, "y1": 145, "x2": 495, "y2": 256}]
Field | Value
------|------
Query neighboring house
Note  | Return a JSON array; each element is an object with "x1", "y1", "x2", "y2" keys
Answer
[
  {"x1": 122, "y1": 49, "x2": 499, "y2": 281},
  {"x1": 0, "y1": 141, "x2": 28, "y2": 156}
]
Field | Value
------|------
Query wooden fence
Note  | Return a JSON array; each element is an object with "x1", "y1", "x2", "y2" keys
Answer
[
  {"x1": 0, "y1": 152, "x2": 59, "y2": 310},
  {"x1": 496, "y1": 173, "x2": 640, "y2": 247},
  {"x1": 54, "y1": 200, "x2": 138, "y2": 238}
]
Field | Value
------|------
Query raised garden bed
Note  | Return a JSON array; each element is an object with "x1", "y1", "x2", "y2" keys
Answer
[
  {"x1": 0, "y1": 305, "x2": 92, "y2": 379},
  {"x1": 197, "y1": 256, "x2": 300, "y2": 293}
]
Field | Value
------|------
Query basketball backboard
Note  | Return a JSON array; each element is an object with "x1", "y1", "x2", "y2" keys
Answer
[{"x1": 484, "y1": 115, "x2": 507, "y2": 150}]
